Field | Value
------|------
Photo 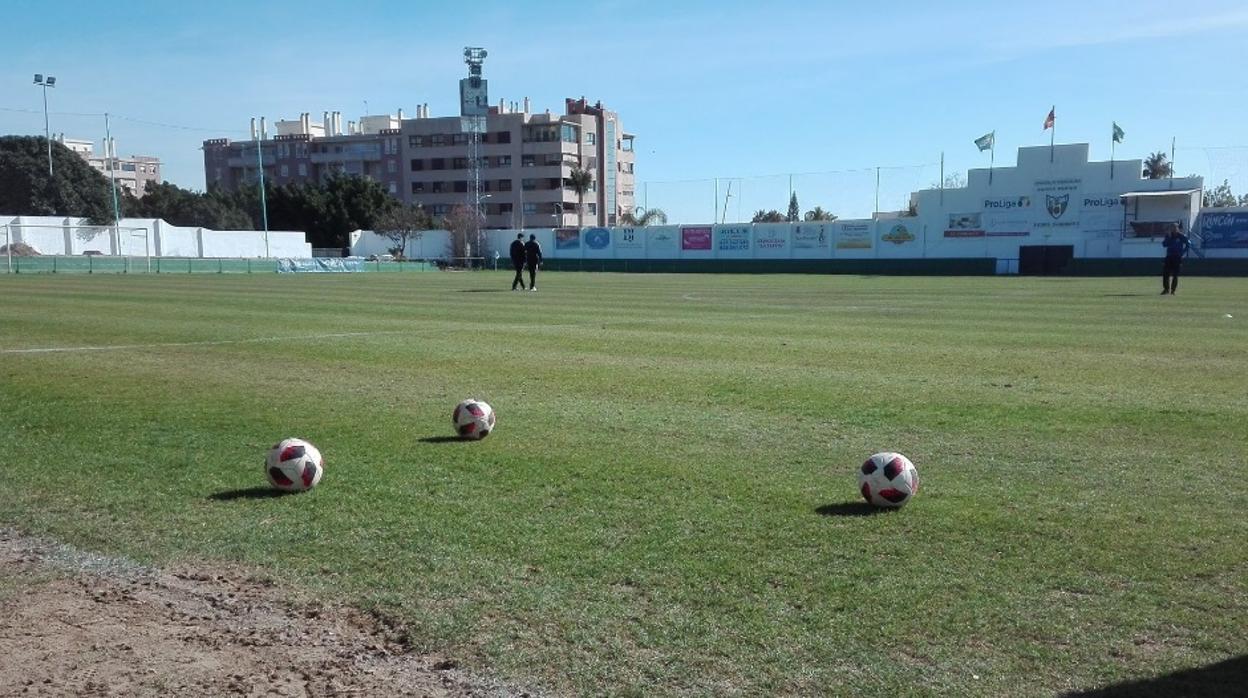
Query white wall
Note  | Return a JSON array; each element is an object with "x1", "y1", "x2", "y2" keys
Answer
[{"x1": 0, "y1": 215, "x2": 312, "y2": 258}]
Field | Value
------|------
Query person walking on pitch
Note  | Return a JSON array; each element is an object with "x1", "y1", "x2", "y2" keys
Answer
[
  {"x1": 509, "y1": 234, "x2": 527, "y2": 290},
  {"x1": 523, "y1": 234, "x2": 543, "y2": 291},
  {"x1": 1161, "y1": 227, "x2": 1190, "y2": 295}
]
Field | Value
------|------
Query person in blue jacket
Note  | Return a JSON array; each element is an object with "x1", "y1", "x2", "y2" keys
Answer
[{"x1": 1160, "y1": 227, "x2": 1190, "y2": 295}]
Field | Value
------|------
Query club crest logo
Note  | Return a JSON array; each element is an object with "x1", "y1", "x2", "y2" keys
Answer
[{"x1": 1046, "y1": 194, "x2": 1069, "y2": 219}]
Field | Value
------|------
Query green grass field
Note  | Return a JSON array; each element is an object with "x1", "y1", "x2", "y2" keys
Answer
[{"x1": 1, "y1": 272, "x2": 1245, "y2": 696}]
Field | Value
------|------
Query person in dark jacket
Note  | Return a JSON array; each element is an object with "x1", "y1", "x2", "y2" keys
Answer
[
  {"x1": 1161, "y1": 227, "x2": 1190, "y2": 295},
  {"x1": 523, "y1": 234, "x2": 543, "y2": 291},
  {"x1": 509, "y1": 234, "x2": 526, "y2": 290}
]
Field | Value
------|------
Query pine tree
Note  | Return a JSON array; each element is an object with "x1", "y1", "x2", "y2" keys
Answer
[{"x1": 786, "y1": 192, "x2": 800, "y2": 222}]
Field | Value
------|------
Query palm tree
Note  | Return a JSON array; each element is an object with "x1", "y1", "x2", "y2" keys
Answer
[
  {"x1": 567, "y1": 167, "x2": 594, "y2": 228},
  {"x1": 803, "y1": 206, "x2": 836, "y2": 222},
  {"x1": 1143, "y1": 152, "x2": 1172, "y2": 180},
  {"x1": 620, "y1": 207, "x2": 668, "y2": 226}
]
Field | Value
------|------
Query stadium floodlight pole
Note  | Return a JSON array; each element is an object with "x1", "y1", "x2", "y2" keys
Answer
[
  {"x1": 34, "y1": 74, "x2": 56, "y2": 176},
  {"x1": 104, "y1": 113, "x2": 123, "y2": 247},
  {"x1": 254, "y1": 118, "x2": 271, "y2": 257}
]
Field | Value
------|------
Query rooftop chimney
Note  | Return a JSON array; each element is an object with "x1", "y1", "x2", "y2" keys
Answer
[
  {"x1": 523, "y1": 97, "x2": 531, "y2": 114},
  {"x1": 259, "y1": 117, "x2": 267, "y2": 140},
  {"x1": 398, "y1": 107, "x2": 404, "y2": 120},
  {"x1": 250, "y1": 117, "x2": 257, "y2": 140}
]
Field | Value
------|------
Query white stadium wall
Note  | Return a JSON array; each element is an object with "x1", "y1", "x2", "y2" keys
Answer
[
  {"x1": 474, "y1": 143, "x2": 1234, "y2": 264},
  {"x1": 1, "y1": 215, "x2": 312, "y2": 258}
]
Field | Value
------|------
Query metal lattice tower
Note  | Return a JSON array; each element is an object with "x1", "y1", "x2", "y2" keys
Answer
[{"x1": 461, "y1": 47, "x2": 488, "y2": 258}]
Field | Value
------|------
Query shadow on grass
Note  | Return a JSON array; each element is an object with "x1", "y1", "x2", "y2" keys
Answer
[
  {"x1": 815, "y1": 502, "x2": 891, "y2": 517},
  {"x1": 208, "y1": 487, "x2": 293, "y2": 501},
  {"x1": 453, "y1": 289, "x2": 510, "y2": 294},
  {"x1": 418, "y1": 436, "x2": 470, "y2": 444},
  {"x1": 1101, "y1": 293, "x2": 1152, "y2": 298},
  {"x1": 1062, "y1": 654, "x2": 1248, "y2": 697}
]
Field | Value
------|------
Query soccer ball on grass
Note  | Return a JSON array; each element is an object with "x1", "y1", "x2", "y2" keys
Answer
[
  {"x1": 453, "y1": 398, "x2": 495, "y2": 439},
  {"x1": 858, "y1": 452, "x2": 919, "y2": 508},
  {"x1": 265, "y1": 438, "x2": 324, "y2": 492}
]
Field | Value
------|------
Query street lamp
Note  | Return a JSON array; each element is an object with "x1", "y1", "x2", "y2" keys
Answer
[{"x1": 33, "y1": 74, "x2": 56, "y2": 176}]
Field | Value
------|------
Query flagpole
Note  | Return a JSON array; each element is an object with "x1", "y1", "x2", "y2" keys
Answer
[
  {"x1": 939, "y1": 151, "x2": 944, "y2": 206},
  {"x1": 1049, "y1": 106, "x2": 1055, "y2": 163},
  {"x1": 1113, "y1": 128, "x2": 1123, "y2": 181},
  {"x1": 989, "y1": 131, "x2": 995, "y2": 186}
]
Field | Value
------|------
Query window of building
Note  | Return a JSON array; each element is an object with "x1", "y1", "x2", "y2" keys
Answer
[
  {"x1": 499, "y1": 202, "x2": 513, "y2": 213},
  {"x1": 412, "y1": 182, "x2": 425, "y2": 193},
  {"x1": 432, "y1": 182, "x2": 445, "y2": 193},
  {"x1": 522, "y1": 154, "x2": 536, "y2": 167},
  {"x1": 494, "y1": 131, "x2": 511, "y2": 144},
  {"x1": 409, "y1": 135, "x2": 424, "y2": 147},
  {"x1": 452, "y1": 133, "x2": 468, "y2": 146},
  {"x1": 523, "y1": 202, "x2": 537, "y2": 214},
  {"x1": 389, "y1": 182, "x2": 397, "y2": 194},
  {"x1": 524, "y1": 125, "x2": 559, "y2": 143},
  {"x1": 431, "y1": 134, "x2": 447, "y2": 147},
  {"x1": 452, "y1": 157, "x2": 468, "y2": 169},
  {"x1": 481, "y1": 181, "x2": 491, "y2": 193},
  {"x1": 497, "y1": 155, "x2": 512, "y2": 167},
  {"x1": 121, "y1": 163, "x2": 136, "y2": 172},
  {"x1": 497, "y1": 179, "x2": 512, "y2": 191},
  {"x1": 543, "y1": 154, "x2": 562, "y2": 167},
  {"x1": 453, "y1": 180, "x2": 468, "y2": 193},
  {"x1": 522, "y1": 178, "x2": 537, "y2": 191},
  {"x1": 433, "y1": 204, "x2": 450, "y2": 216},
  {"x1": 298, "y1": 163, "x2": 308, "y2": 176},
  {"x1": 386, "y1": 160, "x2": 396, "y2": 174},
  {"x1": 334, "y1": 145, "x2": 342, "y2": 153},
  {"x1": 588, "y1": 203, "x2": 597, "y2": 215},
  {"x1": 411, "y1": 158, "x2": 423, "y2": 171},
  {"x1": 586, "y1": 132, "x2": 596, "y2": 146},
  {"x1": 280, "y1": 164, "x2": 289, "y2": 177},
  {"x1": 623, "y1": 162, "x2": 634, "y2": 174},
  {"x1": 431, "y1": 158, "x2": 446, "y2": 170},
  {"x1": 561, "y1": 124, "x2": 578, "y2": 143}
]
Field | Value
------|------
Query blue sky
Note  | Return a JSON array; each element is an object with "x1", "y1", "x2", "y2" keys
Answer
[{"x1": 3, "y1": 0, "x2": 1246, "y2": 222}]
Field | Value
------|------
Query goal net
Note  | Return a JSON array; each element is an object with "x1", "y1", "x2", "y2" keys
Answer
[{"x1": 2, "y1": 223, "x2": 152, "y2": 273}]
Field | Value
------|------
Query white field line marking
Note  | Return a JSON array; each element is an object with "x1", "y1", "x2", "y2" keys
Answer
[{"x1": 0, "y1": 331, "x2": 409, "y2": 355}]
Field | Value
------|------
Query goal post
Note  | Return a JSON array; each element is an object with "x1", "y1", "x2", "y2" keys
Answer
[{"x1": 1, "y1": 223, "x2": 151, "y2": 273}]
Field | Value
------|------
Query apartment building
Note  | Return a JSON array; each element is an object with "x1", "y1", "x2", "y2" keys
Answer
[
  {"x1": 55, "y1": 135, "x2": 162, "y2": 197},
  {"x1": 202, "y1": 98, "x2": 635, "y2": 228}
]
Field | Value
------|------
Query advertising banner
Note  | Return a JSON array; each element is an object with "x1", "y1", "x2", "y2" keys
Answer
[
  {"x1": 715, "y1": 225, "x2": 751, "y2": 258},
  {"x1": 681, "y1": 226, "x2": 712, "y2": 250},
  {"x1": 792, "y1": 224, "x2": 829, "y2": 251},
  {"x1": 1201, "y1": 210, "x2": 1248, "y2": 249},
  {"x1": 1079, "y1": 194, "x2": 1125, "y2": 238},
  {"x1": 879, "y1": 221, "x2": 917, "y2": 246},
  {"x1": 584, "y1": 227, "x2": 611, "y2": 250},
  {"x1": 555, "y1": 228, "x2": 580, "y2": 250},
  {"x1": 1034, "y1": 178, "x2": 1082, "y2": 230},
  {"x1": 754, "y1": 224, "x2": 790, "y2": 258},
  {"x1": 945, "y1": 212, "x2": 985, "y2": 238},
  {"x1": 836, "y1": 221, "x2": 873, "y2": 249},
  {"x1": 647, "y1": 226, "x2": 680, "y2": 257},
  {"x1": 614, "y1": 227, "x2": 644, "y2": 256}
]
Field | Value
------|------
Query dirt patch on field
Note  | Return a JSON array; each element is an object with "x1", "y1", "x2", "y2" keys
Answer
[{"x1": 0, "y1": 529, "x2": 532, "y2": 697}]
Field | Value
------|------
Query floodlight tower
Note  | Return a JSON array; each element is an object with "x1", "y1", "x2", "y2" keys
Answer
[
  {"x1": 33, "y1": 74, "x2": 56, "y2": 176},
  {"x1": 460, "y1": 47, "x2": 488, "y2": 262}
]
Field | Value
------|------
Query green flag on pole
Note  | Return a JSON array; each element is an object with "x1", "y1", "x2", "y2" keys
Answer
[
  {"x1": 974, "y1": 132, "x2": 995, "y2": 152},
  {"x1": 1112, "y1": 122, "x2": 1125, "y2": 144}
]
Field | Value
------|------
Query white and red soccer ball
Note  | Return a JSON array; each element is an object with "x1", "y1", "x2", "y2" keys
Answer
[
  {"x1": 453, "y1": 399, "x2": 495, "y2": 439},
  {"x1": 265, "y1": 438, "x2": 324, "y2": 492},
  {"x1": 858, "y1": 452, "x2": 919, "y2": 508}
]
